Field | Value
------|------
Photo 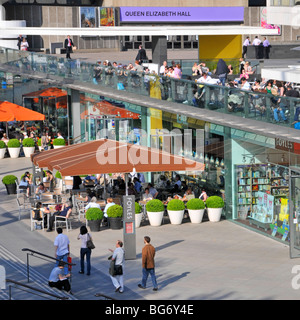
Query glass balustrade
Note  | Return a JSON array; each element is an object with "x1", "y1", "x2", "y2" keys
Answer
[{"x1": 1, "y1": 46, "x2": 300, "y2": 130}]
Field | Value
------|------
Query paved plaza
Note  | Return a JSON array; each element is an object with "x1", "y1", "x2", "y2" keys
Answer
[{"x1": 0, "y1": 156, "x2": 300, "y2": 300}]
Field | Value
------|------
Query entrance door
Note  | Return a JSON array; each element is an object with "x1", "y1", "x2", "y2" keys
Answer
[{"x1": 289, "y1": 168, "x2": 300, "y2": 259}]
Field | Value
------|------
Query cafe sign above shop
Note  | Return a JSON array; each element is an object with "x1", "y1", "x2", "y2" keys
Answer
[{"x1": 119, "y1": 7, "x2": 244, "y2": 23}]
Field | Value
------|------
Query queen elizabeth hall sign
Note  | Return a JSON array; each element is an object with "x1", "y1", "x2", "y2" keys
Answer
[{"x1": 119, "y1": 7, "x2": 244, "y2": 23}]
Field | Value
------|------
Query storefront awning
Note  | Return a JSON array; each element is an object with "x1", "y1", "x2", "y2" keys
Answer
[
  {"x1": 80, "y1": 97, "x2": 140, "y2": 119},
  {"x1": 31, "y1": 139, "x2": 204, "y2": 176}
]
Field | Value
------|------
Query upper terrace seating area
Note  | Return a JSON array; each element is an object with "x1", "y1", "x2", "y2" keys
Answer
[{"x1": 1, "y1": 47, "x2": 300, "y2": 131}]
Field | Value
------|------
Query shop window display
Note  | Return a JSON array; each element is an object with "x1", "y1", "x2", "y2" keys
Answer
[{"x1": 236, "y1": 163, "x2": 290, "y2": 241}]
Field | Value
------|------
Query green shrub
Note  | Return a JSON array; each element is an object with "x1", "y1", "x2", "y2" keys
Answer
[
  {"x1": 55, "y1": 171, "x2": 62, "y2": 179},
  {"x1": 7, "y1": 139, "x2": 20, "y2": 148},
  {"x1": 146, "y1": 199, "x2": 164, "y2": 212},
  {"x1": 107, "y1": 204, "x2": 123, "y2": 218},
  {"x1": 22, "y1": 138, "x2": 35, "y2": 147},
  {"x1": 167, "y1": 199, "x2": 185, "y2": 211},
  {"x1": 135, "y1": 202, "x2": 142, "y2": 214},
  {"x1": 205, "y1": 196, "x2": 224, "y2": 208},
  {"x1": 186, "y1": 198, "x2": 205, "y2": 210},
  {"x1": 0, "y1": 140, "x2": 6, "y2": 148},
  {"x1": 53, "y1": 138, "x2": 66, "y2": 146},
  {"x1": 2, "y1": 175, "x2": 17, "y2": 185},
  {"x1": 85, "y1": 207, "x2": 104, "y2": 220}
]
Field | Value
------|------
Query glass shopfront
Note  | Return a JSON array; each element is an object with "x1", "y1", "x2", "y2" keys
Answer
[{"x1": 79, "y1": 95, "x2": 300, "y2": 245}]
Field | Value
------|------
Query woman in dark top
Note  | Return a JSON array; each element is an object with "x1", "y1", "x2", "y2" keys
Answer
[{"x1": 47, "y1": 201, "x2": 72, "y2": 232}]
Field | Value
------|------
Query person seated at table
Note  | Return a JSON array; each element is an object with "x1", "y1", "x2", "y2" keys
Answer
[
  {"x1": 155, "y1": 175, "x2": 168, "y2": 189},
  {"x1": 115, "y1": 176, "x2": 125, "y2": 190},
  {"x1": 32, "y1": 201, "x2": 49, "y2": 228},
  {"x1": 147, "y1": 183, "x2": 158, "y2": 199},
  {"x1": 181, "y1": 181, "x2": 188, "y2": 193},
  {"x1": 19, "y1": 171, "x2": 32, "y2": 197},
  {"x1": 199, "y1": 188, "x2": 208, "y2": 202},
  {"x1": 47, "y1": 201, "x2": 72, "y2": 232},
  {"x1": 84, "y1": 174, "x2": 97, "y2": 186},
  {"x1": 35, "y1": 183, "x2": 47, "y2": 199},
  {"x1": 182, "y1": 187, "x2": 195, "y2": 201},
  {"x1": 85, "y1": 197, "x2": 101, "y2": 210},
  {"x1": 102, "y1": 198, "x2": 116, "y2": 226},
  {"x1": 133, "y1": 177, "x2": 142, "y2": 193},
  {"x1": 128, "y1": 182, "x2": 137, "y2": 196},
  {"x1": 46, "y1": 170, "x2": 55, "y2": 192},
  {"x1": 171, "y1": 174, "x2": 182, "y2": 194},
  {"x1": 142, "y1": 188, "x2": 153, "y2": 201},
  {"x1": 85, "y1": 188, "x2": 96, "y2": 202}
]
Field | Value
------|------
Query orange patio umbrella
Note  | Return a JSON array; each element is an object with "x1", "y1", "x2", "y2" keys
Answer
[
  {"x1": 0, "y1": 101, "x2": 45, "y2": 121},
  {"x1": 31, "y1": 139, "x2": 204, "y2": 177}
]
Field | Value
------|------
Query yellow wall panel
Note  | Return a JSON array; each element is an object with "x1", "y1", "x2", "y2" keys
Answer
[{"x1": 199, "y1": 35, "x2": 242, "y2": 60}]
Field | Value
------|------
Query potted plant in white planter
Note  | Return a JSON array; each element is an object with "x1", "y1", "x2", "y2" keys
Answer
[
  {"x1": 135, "y1": 202, "x2": 143, "y2": 228},
  {"x1": 206, "y1": 196, "x2": 225, "y2": 222},
  {"x1": 107, "y1": 204, "x2": 123, "y2": 230},
  {"x1": 0, "y1": 140, "x2": 6, "y2": 159},
  {"x1": 167, "y1": 199, "x2": 186, "y2": 225},
  {"x1": 86, "y1": 207, "x2": 104, "y2": 232},
  {"x1": 186, "y1": 198, "x2": 205, "y2": 224},
  {"x1": 53, "y1": 138, "x2": 66, "y2": 149},
  {"x1": 7, "y1": 139, "x2": 21, "y2": 158},
  {"x1": 146, "y1": 199, "x2": 165, "y2": 227},
  {"x1": 22, "y1": 137, "x2": 35, "y2": 157}
]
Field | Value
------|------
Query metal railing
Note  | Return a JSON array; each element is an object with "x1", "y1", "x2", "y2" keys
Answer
[
  {"x1": 22, "y1": 248, "x2": 76, "y2": 283},
  {"x1": 1, "y1": 46, "x2": 300, "y2": 131},
  {"x1": 6, "y1": 279, "x2": 69, "y2": 300}
]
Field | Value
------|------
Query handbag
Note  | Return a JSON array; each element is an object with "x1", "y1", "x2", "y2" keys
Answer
[
  {"x1": 114, "y1": 265, "x2": 123, "y2": 275},
  {"x1": 86, "y1": 233, "x2": 95, "y2": 250},
  {"x1": 109, "y1": 259, "x2": 116, "y2": 276}
]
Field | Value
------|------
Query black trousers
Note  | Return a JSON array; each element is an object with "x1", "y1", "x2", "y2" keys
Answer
[
  {"x1": 66, "y1": 47, "x2": 72, "y2": 59},
  {"x1": 49, "y1": 279, "x2": 70, "y2": 292},
  {"x1": 242, "y1": 46, "x2": 247, "y2": 58}
]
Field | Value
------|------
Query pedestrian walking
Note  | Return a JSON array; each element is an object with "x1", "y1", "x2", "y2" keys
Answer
[
  {"x1": 54, "y1": 227, "x2": 70, "y2": 275},
  {"x1": 109, "y1": 240, "x2": 125, "y2": 293},
  {"x1": 64, "y1": 35, "x2": 75, "y2": 59},
  {"x1": 252, "y1": 36, "x2": 262, "y2": 59},
  {"x1": 135, "y1": 45, "x2": 148, "y2": 64},
  {"x1": 263, "y1": 37, "x2": 270, "y2": 59},
  {"x1": 48, "y1": 261, "x2": 72, "y2": 293},
  {"x1": 77, "y1": 225, "x2": 92, "y2": 276},
  {"x1": 242, "y1": 36, "x2": 250, "y2": 59},
  {"x1": 138, "y1": 236, "x2": 158, "y2": 291}
]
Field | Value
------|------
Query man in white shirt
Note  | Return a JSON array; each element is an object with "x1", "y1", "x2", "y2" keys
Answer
[
  {"x1": 109, "y1": 240, "x2": 125, "y2": 293},
  {"x1": 252, "y1": 36, "x2": 262, "y2": 59},
  {"x1": 159, "y1": 61, "x2": 168, "y2": 76},
  {"x1": 240, "y1": 77, "x2": 251, "y2": 91},
  {"x1": 57, "y1": 132, "x2": 64, "y2": 139},
  {"x1": 54, "y1": 228, "x2": 70, "y2": 275},
  {"x1": 196, "y1": 72, "x2": 212, "y2": 84},
  {"x1": 242, "y1": 36, "x2": 250, "y2": 58}
]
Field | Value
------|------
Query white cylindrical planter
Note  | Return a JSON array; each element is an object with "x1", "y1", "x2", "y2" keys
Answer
[
  {"x1": 168, "y1": 210, "x2": 184, "y2": 225},
  {"x1": 8, "y1": 147, "x2": 20, "y2": 158},
  {"x1": 188, "y1": 209, "x2": 205, "y2": 224},
  {"x1": 207, "y1": 208, "x2": 223, "y2": 222},
  {"x1": 23, "y1": 146, "x2": 35, "y2": 157},
  {"x1": 135, "y1": 213, "x2": 142, "y2": 228},
  {"x1": 53, "y1": 145, "x2": 65, "y2": 149},
  {"x1": 147, "y1": 211, "x2": 164, "y2": 227},
  {"x1": 0, "y1": 148, "x2": 6, "y2": 159}
]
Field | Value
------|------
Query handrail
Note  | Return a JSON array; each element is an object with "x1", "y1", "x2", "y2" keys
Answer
[
  {"x1": 6, "y1": 279, "x2": 69, "y2": 300},
  {"x1": 22, "y1": 248, "x2": 76, "y2": 283}
]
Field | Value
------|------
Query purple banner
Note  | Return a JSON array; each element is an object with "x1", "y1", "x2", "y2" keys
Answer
[{"x1": 120, "y1": 7, "x2": 244, "y2": 23}]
